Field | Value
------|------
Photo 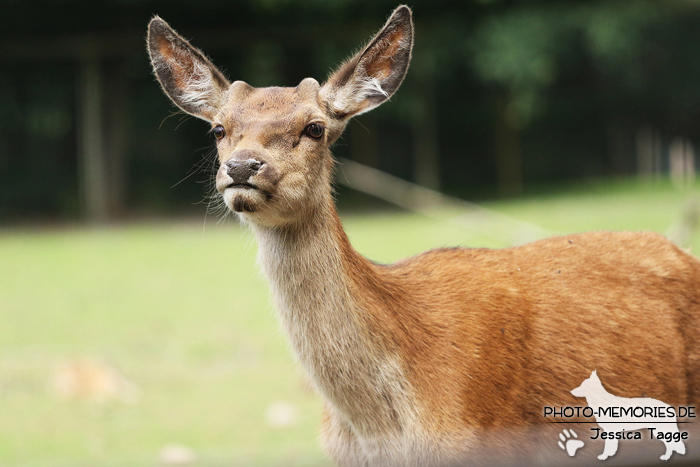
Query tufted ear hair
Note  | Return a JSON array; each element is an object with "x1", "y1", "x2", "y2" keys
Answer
[
  {"x1": 147, "y1": 16, "x2": 230, "y2": 122},
  {"x1": 320, "y1": 5, "x2": 413, "y2": 120}
]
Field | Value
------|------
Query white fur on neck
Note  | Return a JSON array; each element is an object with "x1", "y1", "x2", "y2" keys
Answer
[{"x1": 252, "y1": 214, "x2": 429, "y2": 464}]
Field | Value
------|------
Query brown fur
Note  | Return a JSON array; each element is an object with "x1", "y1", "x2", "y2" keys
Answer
[
  {"x1": 148, "y1": 6, "x2": 700, "y2": 466},
  {"x1": 342, "y1": 228, "x2": 700, "y2": 428}
]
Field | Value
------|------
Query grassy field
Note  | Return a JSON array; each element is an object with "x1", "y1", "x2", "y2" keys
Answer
[{"x1": 1, "y1": 178, "x2": 698, "y2": 467}]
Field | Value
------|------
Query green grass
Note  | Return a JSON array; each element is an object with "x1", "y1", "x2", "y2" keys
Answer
[{"x1": 1, "y1": 177, "x2": 699, "y2": 466}]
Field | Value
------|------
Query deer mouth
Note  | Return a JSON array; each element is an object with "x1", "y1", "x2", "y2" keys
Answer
[
  {"x1": 226, "y1": 182, "x2": 257, "y2": 190},
  {"x1": 222, "y1": 183, "x2": 274, "y2": 213},
  {"x1": 224, "y1": 189, "x2": 259, "y2": 212}
]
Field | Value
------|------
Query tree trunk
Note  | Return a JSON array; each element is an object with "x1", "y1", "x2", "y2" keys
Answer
[
  {"x1": 412, "y1": 71, "x2": 440, "y2": 190},
  {"x1": 77, "y1": 56, "x2": 109, "y2": 222},
  {"x1": 494, "y1": 91, "x2": 523, "y2": 197},
  {"x1": 103, "y1": 59, "x2": 130, "y2": 217}
]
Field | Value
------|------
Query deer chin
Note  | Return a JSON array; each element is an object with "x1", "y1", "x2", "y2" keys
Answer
[{"x1": 223, "y1": 185, "x2": 267, "y2": 213}]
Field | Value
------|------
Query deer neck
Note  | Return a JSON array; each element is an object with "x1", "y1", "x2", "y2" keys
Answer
[{"x1": 252, "y1": 202, "x2": 413, "y2": 436}]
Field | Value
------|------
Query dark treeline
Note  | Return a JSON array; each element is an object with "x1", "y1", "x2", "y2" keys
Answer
[{"x1": 1, "y1": 0, "x2": 700, "y2": 221}]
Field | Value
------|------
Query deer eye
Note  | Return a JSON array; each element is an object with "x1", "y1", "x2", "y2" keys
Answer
[
  {"x1": 305, "y1": 123, "x2": 325, "y2": 139},
  {"x1": 213, "y1": 125, "x2": 226, "y2": 141}
]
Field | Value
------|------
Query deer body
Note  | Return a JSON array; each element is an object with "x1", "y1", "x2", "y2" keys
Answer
[
  {"x1": 257, "y1": 206, "x2": 700, "y2": 465},
  {"x1": 148, "y1": 7, "x2": 700, "y2": 466}
]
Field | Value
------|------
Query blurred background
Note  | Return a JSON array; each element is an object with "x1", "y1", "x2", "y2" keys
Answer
[{"x1": 2, "y1": 0, "x2": 700, "y2": 465}]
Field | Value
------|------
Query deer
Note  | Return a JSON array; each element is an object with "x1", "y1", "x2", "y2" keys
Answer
[{"x1": 147, "y1": 6, "x2": 700, "y2": 466}]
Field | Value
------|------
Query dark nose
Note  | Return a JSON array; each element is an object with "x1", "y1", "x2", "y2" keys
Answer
[{"x1": 225, "y1": 159, "x2": 264, "y2": 184}]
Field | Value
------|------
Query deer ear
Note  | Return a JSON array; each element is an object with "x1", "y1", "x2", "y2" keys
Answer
[
  {"x1": 147, "y1": 16, "x2": 230, "y2": 122},
  {"x1": 320, "y1": 5, "x2": 413, "y2": 119}
]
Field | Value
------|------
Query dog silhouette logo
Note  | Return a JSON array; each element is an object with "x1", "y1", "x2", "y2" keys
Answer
[{"x1": 571, "y1": 370, "x2": 686, "y2": 461}]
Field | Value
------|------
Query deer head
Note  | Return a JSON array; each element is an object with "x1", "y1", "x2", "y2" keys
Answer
[{"x1": 148, "y1": 6, "x2": 413, "y2": 228}]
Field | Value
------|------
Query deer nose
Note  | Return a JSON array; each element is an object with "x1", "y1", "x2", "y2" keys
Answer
[{"x1": 225, "y1": 159, "x2": 264, "y2": 184}]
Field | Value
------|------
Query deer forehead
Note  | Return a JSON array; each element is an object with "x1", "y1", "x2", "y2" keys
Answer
[{"x1": 218, "y1": 78, "x2": 325, "y2": 126}]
